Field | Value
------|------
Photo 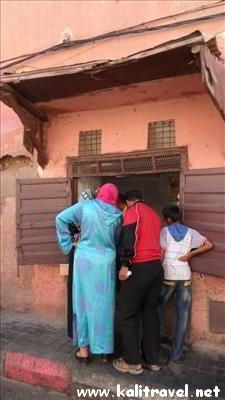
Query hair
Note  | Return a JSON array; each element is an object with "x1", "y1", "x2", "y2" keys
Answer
[
  {"x1": 118, "y1": 193, "x2": 126, "y2": 204},
  {"x1": 124, "y1": 190, "x2": 143, "y2": 202},
  {"x1": 162, "y1": 205, "x2": 182, "y2": 222}
]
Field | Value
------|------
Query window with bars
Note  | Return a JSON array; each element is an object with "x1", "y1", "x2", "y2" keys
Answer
[
  {"x1": 78, "y1": 130, "x2": 102, "y2": 156},
  {"x1": 148, "y1": 120, "x2": 176, "y2": 149}
]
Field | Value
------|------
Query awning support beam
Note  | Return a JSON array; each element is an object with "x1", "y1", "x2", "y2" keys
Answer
[
  {"x1": 0, "y1": 83, "x2": 48, "y2": 122},
  {"x1": 0, "y1": 88, "x2": 48, "y2": 168}
]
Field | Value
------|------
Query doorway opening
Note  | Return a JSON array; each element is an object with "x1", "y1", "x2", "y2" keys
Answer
[
  {"x1": 68, "y1": 146, "x2": 187, "y2": 208},
  {"x1": 76, "y1": 172, "x2": 179, "y2": 215},
  {"x1": 69, "y1": 148, "x2": 187, "y2": 342},
  {"x1": 76, "y1": 172, "x2": 180, "y2": 338},
  {"x1": 102, "y1": 173, "x2": 179, "y2": 214}
]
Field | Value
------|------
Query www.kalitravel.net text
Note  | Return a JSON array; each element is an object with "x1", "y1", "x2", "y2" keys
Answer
[{"x1": 76, "y1": 384, "x2": 221, "y2": 398}]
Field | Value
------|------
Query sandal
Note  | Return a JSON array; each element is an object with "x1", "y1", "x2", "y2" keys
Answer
[
  {"x1": 113, "y1": 358, "x2": 143, "y2": 375},
  {"x1": 75, "y1": 351, "x2": 90, "y2": 366},
  {"x1": 143, "y1": 363, "x2": 161, "y2": 372}
]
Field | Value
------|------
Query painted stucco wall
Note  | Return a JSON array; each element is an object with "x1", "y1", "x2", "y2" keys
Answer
[
  {"x1": 43, "y1": 92, "x2": 225, "y2": 177},
  {"x1": 0, "y1": 104, "x2": 67, "y2": 320},
  {"x1": 1, "y1": 103, "x2": 26, "y2": 158},
  {"x1": 191, "y1": 274, "x2": 225, "y2": 347},
  {"x1": 39, "y1": 88, "x2": 225, "y2": 347},
  {"x1": 1, "y1": 1, "x2": 224, "y2": 69},
  {"x1": 1, "y1": 79, "x2": 225, "y2": 346},
  {"x1": 0, "y1": 150, "x2": 67, "y2": 320}
]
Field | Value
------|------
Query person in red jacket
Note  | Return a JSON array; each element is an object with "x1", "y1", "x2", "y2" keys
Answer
[{"x1": 113, "y1": 190, "x2": 164, "y2": 375}]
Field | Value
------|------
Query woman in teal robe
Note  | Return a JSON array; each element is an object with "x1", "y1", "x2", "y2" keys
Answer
[
  {"x1": 67, "y1": 189, "x2": 95, "y2": 339},
  {"x1": 56, "y1": 183, "x2": 121, "y2": 361}
]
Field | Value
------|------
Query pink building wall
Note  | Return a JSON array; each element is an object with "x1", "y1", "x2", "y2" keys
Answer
[
  {"x1": 1, "y1": 104, "x2": 24, "y2": 157},
  {"x1": 1, "y1": 1, "x2": 223, "y2": 62},
  {"x1": 1, "y1": 1, "x2": 225, "y2": 347},
  {"x1": 40, "y1": 87, "x2": 225, "y2": 346},
  {"x1": 0, "y1": 104, "x2": 67, "y2": 320},
  {"x1": 1, "y1": 197, "x2": 66, "y2": 318},
  {"x1": 44, "y1": 92, "x2": 224, "y2": 178}
]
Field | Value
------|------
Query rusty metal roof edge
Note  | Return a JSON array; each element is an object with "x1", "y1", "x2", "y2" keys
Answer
[{"x1": 0, "y1": 30, "x2": 205, "y2": 83}]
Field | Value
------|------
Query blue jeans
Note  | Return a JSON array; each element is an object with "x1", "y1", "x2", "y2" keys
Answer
[{"x1": 160, "y1": 281, "x2": 192, "y2": 361}]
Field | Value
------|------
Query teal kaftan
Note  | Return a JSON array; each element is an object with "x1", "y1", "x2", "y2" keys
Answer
[{"x1": 56, "y1": 199, "x2": 121, "y2": 354}]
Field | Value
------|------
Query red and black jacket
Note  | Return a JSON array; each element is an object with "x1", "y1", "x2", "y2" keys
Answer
[{"x1": 119, "y1": 201, "x2": 161, "y2": 266}]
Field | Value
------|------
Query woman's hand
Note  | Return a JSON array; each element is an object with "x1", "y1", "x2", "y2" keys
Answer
[{"x1": 119, "y1": 266, "x2": 129, "y2": 281}]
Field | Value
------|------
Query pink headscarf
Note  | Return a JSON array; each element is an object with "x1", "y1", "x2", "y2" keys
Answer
[{"x1": 96, "y1": 183, "x2": 119, "y2": 206}]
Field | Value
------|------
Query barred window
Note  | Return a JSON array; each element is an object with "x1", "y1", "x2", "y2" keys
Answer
[
  {"x1": 78, "y1": 130, "x2": 102, "y2": 156},
  {"x1": 148, "y1": 120, "x2": 176, "y2": 149}
]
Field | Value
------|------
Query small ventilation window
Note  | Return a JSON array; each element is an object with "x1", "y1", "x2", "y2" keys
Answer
[
  {"x1": 148, "y1": 120, "x2": 176, "y2": 149},
  {"x1": 78, "y1": 130, "x2": 102, "y2": 156}
]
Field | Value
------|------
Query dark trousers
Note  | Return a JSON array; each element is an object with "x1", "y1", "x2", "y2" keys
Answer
[{"x1": 119, "y1": 260, "x2": 164, "y2": 365}]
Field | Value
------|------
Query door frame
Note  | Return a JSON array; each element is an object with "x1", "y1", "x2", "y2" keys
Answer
[{"x1": 67, "y1": 146, "x2": 188, "y2": 204}]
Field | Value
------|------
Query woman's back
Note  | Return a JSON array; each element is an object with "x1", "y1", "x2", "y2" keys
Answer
[{"x1": 79, "y1": 199, "x2": 121, "y2": 252}]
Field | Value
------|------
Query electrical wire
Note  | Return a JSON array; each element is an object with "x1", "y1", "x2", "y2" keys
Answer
[
  {"x1": 1, "y1": 11, "x2": 224, "y2": 72},
  {"x1": 1, "y1": 0, "x2": 224, "y2": 66},
  {"x1": 1, "y1": 2, "x2": 224, "y2": 71},
  {"x1": 106, "y1": 0, "x2": 225, "y2": 32}
]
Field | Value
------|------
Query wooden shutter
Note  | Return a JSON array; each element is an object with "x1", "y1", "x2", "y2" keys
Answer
[
  {"x1": 181, "y1": 168, "x2": 225, "y2": 279},
  {"x1": 16, "y1": 178, "x2": 72, "y2": 265}
]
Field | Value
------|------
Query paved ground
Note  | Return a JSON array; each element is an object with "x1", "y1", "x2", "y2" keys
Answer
[
  {"x1": 1, "y1": 310, "x2": 225, "y2": 399},
  {"x1": 1, "y1": 378, "x2": 106, "y2": 400},
  {"x1": 1, "y1": 378, "x2": 68, "y2": 400}
]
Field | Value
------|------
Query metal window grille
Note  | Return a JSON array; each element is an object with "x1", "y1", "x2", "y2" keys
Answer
[
  {"x1": 68, "y1": 147, "x2": 187, "y2": 177},
  {"x1": 148, "y1": 120, "x2": 176, "y2": 149},
  {"x1": 78, "y1": 130, "x2": 102, "y2": 156}
]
